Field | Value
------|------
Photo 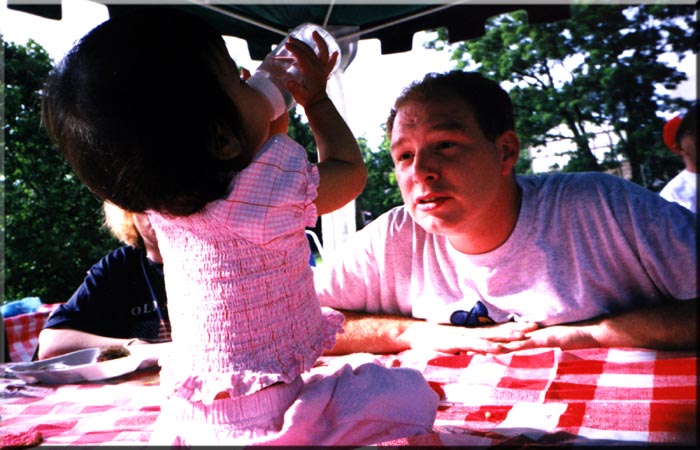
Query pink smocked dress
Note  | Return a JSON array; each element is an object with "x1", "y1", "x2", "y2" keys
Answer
[{"x1": 148, "y1": 135, "x2": 437, "y2": 445}]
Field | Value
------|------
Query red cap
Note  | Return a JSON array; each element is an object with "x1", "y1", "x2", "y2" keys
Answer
[{"x1": 663, "y1": 115, "x2": 683, "y2": 154}]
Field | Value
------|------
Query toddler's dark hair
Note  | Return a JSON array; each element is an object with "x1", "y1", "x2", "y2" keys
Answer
[{"x1": 42, "y1": 8, "x2": 251, "y2": 216}]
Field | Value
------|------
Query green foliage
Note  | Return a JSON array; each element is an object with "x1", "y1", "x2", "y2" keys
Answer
[
  {"x1": 356, "y1": 133, "x2": 403, "y2": 224},
  {"x1": 428, "y1": 4, "x2": 697, "y2": 186},
  {"x1": 287, "y1": 109, "x2": 317, "y2": 161},
  {"x1": 514, "y1": 148, "x2": 534, "y2": 175},
  {"x1": 3, "y1": 39, "x2": 119, "y2": 304},
  {"x1": 288, "y1": 111, "x2": 402, "y2": 229}
]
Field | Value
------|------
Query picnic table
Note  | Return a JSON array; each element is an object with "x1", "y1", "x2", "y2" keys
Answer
[{"x1": 1, "y1": 309, "x2": 696, "y2": 447}]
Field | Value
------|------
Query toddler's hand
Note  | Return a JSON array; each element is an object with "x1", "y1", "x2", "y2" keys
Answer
[{"x1": 284, "y1": 32, "x2": 338, "y2": 108}]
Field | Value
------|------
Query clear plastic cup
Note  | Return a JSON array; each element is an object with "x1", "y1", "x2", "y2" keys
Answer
[{"x1": 247, "y1": 23, "x2": 342, "y2": 119}]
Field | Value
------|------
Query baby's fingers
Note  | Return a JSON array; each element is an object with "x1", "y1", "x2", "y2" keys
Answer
[
  {"x1": 285, "y1": 36, "x2": 317, "y2": 63},
  {"x1": 311, "y1": 32, "x2": 339, "y2": 73},
  {"x1": 326, "y1": 51, "x2": 339, "y2": 73},
  {"x1": 311, "y1": 31, "x2": 330, "y2": 63}
]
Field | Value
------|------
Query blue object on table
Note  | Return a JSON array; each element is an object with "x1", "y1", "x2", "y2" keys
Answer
[
  {"x1": 449, "y1": 300, "x2": 495, "y2": 327},
  {"x1": 1, "y1": 297, "x2": 42, "y2": 318}
]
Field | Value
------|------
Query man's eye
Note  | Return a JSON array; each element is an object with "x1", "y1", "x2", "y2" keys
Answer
[
  {"x1": 435, "y1": 141, "x2": 456, "y2": 150},
  {"x1": 396, "y1": 152, "x2": 413, "y2": 162}
]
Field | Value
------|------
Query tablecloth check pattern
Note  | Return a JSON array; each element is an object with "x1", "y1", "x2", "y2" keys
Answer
[
  {"x1": 3, "y1": 304, "x2": 59, "y2": 363},
  {"x1": 0, "y1": 347, "x2": 696, "y2": 447},
  {"x1": 381, "y1": 347, "x2": 698, "y2": 447},
  {"x1": 1, "y1": 370, "x2": 162, "y2": 447}
]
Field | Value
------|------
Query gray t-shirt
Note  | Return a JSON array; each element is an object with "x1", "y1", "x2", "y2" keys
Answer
[{"x1": 315, "y1": 172, "x2": 697, "y2": 326}]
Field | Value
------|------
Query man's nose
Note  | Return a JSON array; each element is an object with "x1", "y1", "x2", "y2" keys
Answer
[{"x1": 412, "y1": 150, "x2": 439, "y2": 182}]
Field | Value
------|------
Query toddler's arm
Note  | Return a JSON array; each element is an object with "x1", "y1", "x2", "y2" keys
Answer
[{"x1": 285, "y1": 34, "x2": 367, "y2": 215}]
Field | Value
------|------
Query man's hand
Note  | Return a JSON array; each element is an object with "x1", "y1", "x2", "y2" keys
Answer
[
  {"x1": 326, "y1": 301, "x2": 697, "y2": 356},
  {"x1": 399, "y1": 320, "x2": 539, "y2": 354},
  {"x1": 499, "y1": 324, "x2": 600, "y2": 352},
  {"x1": 504, "y1": 300, "x2": 698, "y2": 352},
  {"x1": 325, "y1": 310, "x2": 540, "y2": 355}
]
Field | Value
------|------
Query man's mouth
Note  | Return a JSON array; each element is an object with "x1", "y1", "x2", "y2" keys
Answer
[{"x1": 415, "y1": 194, "x2": 447, "y2": 210}]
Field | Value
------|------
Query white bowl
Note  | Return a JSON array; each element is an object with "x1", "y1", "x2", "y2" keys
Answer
[{"x1": 6, "y1": 347, "x2": 147, "y2": 384}]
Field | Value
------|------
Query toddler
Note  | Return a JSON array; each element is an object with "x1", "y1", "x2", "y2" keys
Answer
[{"x1": 41, "y1": 8, "x2": 437, "y2": 446}]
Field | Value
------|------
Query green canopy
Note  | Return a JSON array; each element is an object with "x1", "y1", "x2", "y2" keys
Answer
[{"x1": 9, "y1": 1, "x2": 571, "y2": 66}]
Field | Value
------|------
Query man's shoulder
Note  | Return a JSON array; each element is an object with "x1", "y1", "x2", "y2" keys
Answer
[
  {"x1": 370, "y1": 205, "x2": 426, "y2": 237},
  {"x1": 518, "y1": 171, "x2": 647, "y2": 201},
  {"x1": 518, "y1": 170, "x2": 620, "y2": 188},
  {"x1": 47, "y1": 247, "x2": 148, "y2": 326},
  {"x1": 89, "y1": 246, "x2": 147, "y2": 279},
  {"x1": 347, "y1": 206, "x2": 420, "y2": 255},
  {"x1": 382, "y1": 204, "x2": 412, "y2": 225},
  {"x1": 99, "y1": 245, "x2": 145, "y2": 265}
]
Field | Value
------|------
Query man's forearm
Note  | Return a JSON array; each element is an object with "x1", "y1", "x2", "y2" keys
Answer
[
  {"x1": 593, "y1": 300, "x2": 698, "y2": 350},
  {"x1": 37, "y1": 328, "x2": 136, "y2": 359},
  {"x1": 326, "y1": 300, "x2": 698, "y2": 356},
  {"x1": 325, "y1": 310, "x2": 417, "y2": 355}
]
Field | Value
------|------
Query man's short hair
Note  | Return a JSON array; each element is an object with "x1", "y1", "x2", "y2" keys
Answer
[{"x1": 386, "y1": 71, "x2": 515, "y2": 142}]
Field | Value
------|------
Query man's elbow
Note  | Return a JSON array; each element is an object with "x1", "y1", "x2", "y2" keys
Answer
[{"x1": 36, "y1": 330, "x2": 61, "y2": 359}]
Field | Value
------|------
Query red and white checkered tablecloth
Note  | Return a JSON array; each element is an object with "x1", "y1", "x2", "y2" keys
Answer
[
  {"x1": 3, "y1": 304, "x2": 59, "y2": 363},
  {"x1": 1, "y1": 347, "x2": 696, "y2": 447},
  {"x1": 383, "y1": 347, "x2": 697, "y2": 446},
  {"x1": 0, "y1": 370, "x2": 162, "y2": 447}
]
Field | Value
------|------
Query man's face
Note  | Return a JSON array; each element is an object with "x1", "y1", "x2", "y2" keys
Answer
[
  {"x1": 389, "y1": 98, "x2": 519, "y2": 244},
  {"x1": 678, "y1": 130, "x2": 698, "y2": 167}
]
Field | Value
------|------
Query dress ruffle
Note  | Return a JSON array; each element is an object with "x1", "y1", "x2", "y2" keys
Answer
[{"x1": 166, "y1": 308, "x2": 344, "y2": 404}]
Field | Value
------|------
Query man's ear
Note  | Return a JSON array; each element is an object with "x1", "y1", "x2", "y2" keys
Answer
[
  {"x1": 212, "y1": 125, "x2": 243, "y2": 160},
  {"x1": 496, "y1": 130, "x2": 520, "y2": 176}
]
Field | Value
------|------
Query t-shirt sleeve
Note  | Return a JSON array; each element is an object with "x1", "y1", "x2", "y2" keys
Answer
[
  {"x1": 621, "y1": 183, "x2": 698, "y2": 301},
  {"x1": 315, "y1": 207, "x2": 414, "y2": 316},
  {"x1": 564, "y1": 173, "x2": 697, "y2": 304}
]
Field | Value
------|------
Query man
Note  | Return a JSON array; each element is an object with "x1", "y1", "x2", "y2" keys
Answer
[
  {"x1": 37, "y1": 203, "x2": 170, "y2": 359},
  {"x1": 660, "y1": 105, "x2": 697, "y2": 213},
  {"x1": 315, "y1": 71, "x2": 697, "y2": 355}
]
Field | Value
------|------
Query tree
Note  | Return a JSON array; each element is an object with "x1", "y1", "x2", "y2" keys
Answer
[
  {"x1": 356, "y1": 133, "x2": 403, "y2": 225},
  {"x1": 287, "y1": 109, "x2": 317, "y2": 161},
  {"x1": 429, "y1": 4, "x2": 697, "y2": 186},
  {"x1": 566, "y1": 5, "x2": 695, "y2": 186},
  {"x1": 3, "y1": 39, "x2": 119, "y2": 304}
]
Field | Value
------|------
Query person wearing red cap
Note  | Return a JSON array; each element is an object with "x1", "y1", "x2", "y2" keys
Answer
[{"x1": 660, "y1": 105, "x2": 697, "y2": 213}]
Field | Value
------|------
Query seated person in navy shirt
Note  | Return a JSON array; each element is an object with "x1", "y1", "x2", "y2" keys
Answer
[{"x1": 37, "y1": 202, "x2": 170, "y2": 359}]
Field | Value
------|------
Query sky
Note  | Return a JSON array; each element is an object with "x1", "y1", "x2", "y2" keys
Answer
[
  {"x1": 1, "y1": 0, "x2": 696, "y2": 152},
  {"x1": 0, "y1": 0, "x2": 456, "y2": 150}
]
